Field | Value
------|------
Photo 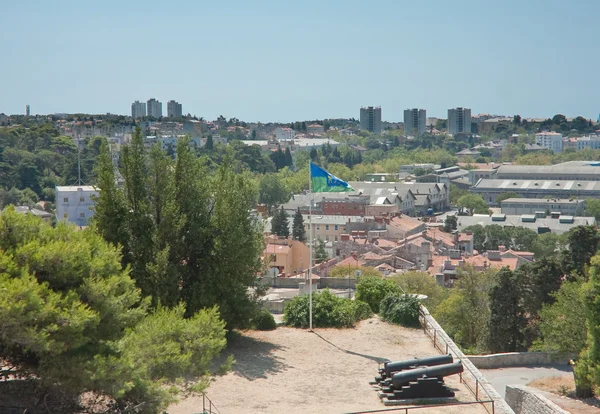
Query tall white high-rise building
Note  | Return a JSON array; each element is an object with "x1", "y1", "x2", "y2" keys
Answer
[
  {"x1": 359, "y1": 106, "x2": 382, "y2": 134},
  {"x1": 448, "y1": 107, "x2": 472, "y2": 135},
  {"x1": 535, "y1": 132, "x2": 563, "y2": 153},
  {"x1": 167, "y1": 100, "x2": 183, "y2": 118},
  {"x1": 131, "y1": 100, "x2": 146, "y2": 118},
  {"x1": 147, "y1": 98, "x2": 163, "y2": 118},
  {"x1": 403, "y1": 108, "x2": 426, "y2": 135}
]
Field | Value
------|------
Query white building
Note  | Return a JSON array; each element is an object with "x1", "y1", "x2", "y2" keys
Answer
[
  {"x1": 131, "y1": 101, "x2": 146, "y2": 118},
  {"x1": 147, "y1": 98, "x2": 163, "y2": 118},
  {"x1": 307, "y1": 124, "x2": 325, "y2": 136},
  {"x1": 403, "y1": 108, "x2": 426, "y2": 135},
  {"x1": 55, "y1": 186, "x2": 99, "y2": 227},
  {"x1": 576, "y1": 135, "x2": 600, "y2": 150},
  {"x1": 448, "y1": 107, "x2": 472, "y2": 135},
  {"x1": 535, "y1": 132, "x2": 563, "y2": 153},
  {"x1": 274, "y1": 127, "x2": 295, "y2": 141}
]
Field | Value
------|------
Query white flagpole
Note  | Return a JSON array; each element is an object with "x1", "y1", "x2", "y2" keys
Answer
[{"x1": 308, "y1": 161, "x2": 313, "y2": 331}]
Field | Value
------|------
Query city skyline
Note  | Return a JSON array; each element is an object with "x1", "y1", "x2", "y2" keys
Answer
[{"x1": 1, "y1": 0, "x2": 599, "y2": 121}]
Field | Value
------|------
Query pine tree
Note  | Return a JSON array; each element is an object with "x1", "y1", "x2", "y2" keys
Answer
[
  {"x1": 205, "y1": 135, "x2": 214, "y2": 150},
  {"x1": 292, "y1": 208, "x2": 306, "y2": 242},
  {"x1": 314, "y1": 238, "x2": 328, "y2": 263},
  {"x1": 271, "y1": 206, "x2": 289, "y2": 238},
  {"x1": 284, "y1": 147, "x2": 293, "y2": 168}
]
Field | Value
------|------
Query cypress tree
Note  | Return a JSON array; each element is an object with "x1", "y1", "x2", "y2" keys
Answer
[
  {"x1": 292, "y1": 208, "x2": 306, "y2": 242},
  {"x1": 489, "y1": 267, "x2": 526, "y2": 352}
]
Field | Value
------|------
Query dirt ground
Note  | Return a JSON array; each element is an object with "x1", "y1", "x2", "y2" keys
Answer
[
  {"x1": 168, "y1": 317, "x2": 488, "y2": 414},
  {"x1": 528, "y1": 375, "x2": 600, "y2": 414}
]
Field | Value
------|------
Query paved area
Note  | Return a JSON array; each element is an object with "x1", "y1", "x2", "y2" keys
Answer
[{"x1": 481, "y1": 365, "x2": 573, "y2": 398}]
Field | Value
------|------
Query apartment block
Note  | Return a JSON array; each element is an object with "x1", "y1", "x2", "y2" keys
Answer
[
  {"x1": 535, "y1": 132, "x2": 563, "y2": 153},
  {"x1": 448, "y1": 107, "x2": 472, "y2": 135},
  {"x1": 55, "y1": 186, "x2": 99, "y2": 227},
  {"x1": 360, "y1": 106, "x2": 382, "y2": 134},
  {"x1": 147, "y1": 98, "x2": 163, "y2": 118},
  {"x1": 167, "y1": 100, "x2": 183, "y2": 118},
  {"x1": 403, "y1": 108, "x2": 426, "y2": 135},
  {"x1": 131, "y1": 100, "x2": 146, "y2": 118}
]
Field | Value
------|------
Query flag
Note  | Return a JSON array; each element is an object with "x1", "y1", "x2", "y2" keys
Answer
[{"x1": 310, "y1": 163, "x2": 353, "y2": 192}]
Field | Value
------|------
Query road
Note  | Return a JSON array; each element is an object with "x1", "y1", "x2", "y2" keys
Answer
[{"x1": 481, "y1": 364, "x2": 573, "y2": 398}]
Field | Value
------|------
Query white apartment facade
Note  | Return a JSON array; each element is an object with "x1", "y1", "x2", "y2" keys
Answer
[
  {"x1": 403, "y1": 108, "x2": 426, "y2": 135},
  {"x1": 448, "y1": 107, "x2": 472, "y2": 135},
  {"x1": 360, "y1": 106, "x2": 382, "y2": 134},
  {"x1": 274, "y1": 127, "x2": 295, "y2": 141},
  {"x1": 535, "y1": 132, "x2": 563, "y2": 153},
  {"x1": 577, "y1": 135, "x2": 600, "y2": 150},
  {"x1": 55, "y1": 186, "x2": 99, "y2": 227},
  {"x1": 167, "y1": 100, "x2": 183, "y2": 118}
]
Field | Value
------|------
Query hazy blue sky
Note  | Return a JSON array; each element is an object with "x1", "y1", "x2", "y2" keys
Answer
[{"x1": 2, "y1": 0, "x2": 598, "y2": 121}]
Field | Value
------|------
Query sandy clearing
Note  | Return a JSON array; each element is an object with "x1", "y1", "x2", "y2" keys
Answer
[{"x1": 168, "y1": 317, "x2": 487, "y2": 414}]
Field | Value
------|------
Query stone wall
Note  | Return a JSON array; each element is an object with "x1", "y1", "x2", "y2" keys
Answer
[
  {"x1": 505, "y1": 385, "x2": 568, "y2": 414},
  {"x1": 259, "y1": 276, "x2": 357, "y2": 290},
  {"x1": 467, "y1": 352, "x2": 573, "y2": 369}
]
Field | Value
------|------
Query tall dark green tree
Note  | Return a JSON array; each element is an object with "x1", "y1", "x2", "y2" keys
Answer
[
  {"x1": 561, "y1": 225, "x2": 600, "y2": 277},
  {"x1": 271, "y1": 206, "x2": 289, "y2": 238},
  {"x1": 489, "y1": 267, "x2": 527, "y2": 352},
  {"x1": 205, "y1": 135, "x2": 214, "y2": 150},
  {"x1": 284, "y1": 147, "x2": 293, "y2": 168},
  {"x1": 292, "y1": 208, "x2": 306, "y2": 242}
]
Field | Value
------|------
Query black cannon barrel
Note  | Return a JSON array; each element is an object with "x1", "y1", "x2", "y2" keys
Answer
[
  {"x1": 384, "y1": 354, "x2": 453, "y2": 377},
  {"x1": 391, "y1": 361, "x2": 463, "y2": 389}
]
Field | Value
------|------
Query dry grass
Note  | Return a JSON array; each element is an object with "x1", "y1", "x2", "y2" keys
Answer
[
  {"x1": 168, "y1": 316, "x2": 487, "y2": 414},
  {"x1": 528, "y1": 374, "x2": 600, "y2": 413}
]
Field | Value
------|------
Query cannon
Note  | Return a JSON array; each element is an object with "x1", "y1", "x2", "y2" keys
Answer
[
  {"x1": 383, "y1": 354, "x2": 453, "y2": 378},
  {"x1": 391, "y1": 361, "x2": 463, "y2": 390}
]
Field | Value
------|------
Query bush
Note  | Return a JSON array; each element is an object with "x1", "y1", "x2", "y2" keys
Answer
[
  {"x1": 380, "y1": 294, "x2": 421, "y2": 327},
  {"x1": 252, "y1": 309, "x2": 277, "y2": 331},
  {"x1": 283, "y1": 290, "x2": 372, "y2": 328},
  {"x1": 355, "y1": 276, "x2": 402, "y2": 313}
]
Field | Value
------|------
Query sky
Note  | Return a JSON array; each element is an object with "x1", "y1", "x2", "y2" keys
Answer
[{"x1": 1, "y1": 0, "x2": 599, "y2": 122}]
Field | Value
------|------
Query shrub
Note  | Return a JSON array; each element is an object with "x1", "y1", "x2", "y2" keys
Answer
[
  {"x1": 355, "y1": 276, "x2": 402, "y2": 313},
  {"x1": 252, "y1": 309, "x2": 277, "y2": 331},
  {"x1": 283, "y1": 290, "x2": 372, "y2": 328},
  {"x1": 380, "y1": 294, "x2": 421, "y2": 327}
]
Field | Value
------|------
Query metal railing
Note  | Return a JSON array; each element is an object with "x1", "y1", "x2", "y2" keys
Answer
[
  {"x1": 195, "y1": 393, "x2": 220, "y2": 414},
  {"x1": 419, "y1": 308, "x2": 496, "y2": 414},
  {"x1": 347, "y1": 400, "x2": 495, "y2": 413}
]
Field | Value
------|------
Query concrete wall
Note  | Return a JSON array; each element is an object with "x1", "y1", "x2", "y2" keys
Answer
[
  {"x1": 467, "y1": 352, "x2": 573, "y2": 369},
  {"x1": 505, "y1": 385, "x2": 568, "y2": 414},
  {"x1": 420, "y1": 307, "x2": 515, "y2": 414},
  {"x1": 259, "y1": 276, "x2": 357, "y2": 290}
]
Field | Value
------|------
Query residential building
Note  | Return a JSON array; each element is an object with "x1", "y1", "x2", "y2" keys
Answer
[
  {"x1": 577, "y1": 135, "x2": 600, "y2": 150},
  {"x1": 399, "y1": 163, "x2": 440, "y2": 174},
  {"x1": 55, "y1": 186, "x2": 99, "y2": 227},
  {"x1": 455, "y1": 149, "x2": 480, "y2": 159},
  {"x1": 447, "y1": 107, "x2": 472, "y2": 135},
  {"x1": 500, "y1": 198, "x2": 585, "y2": 216},
  {"x1": 535, "y1": 132, "x2": 563, "y2": 152},
  {"x1": 403, "y1": 108, "x2": 426, "y2": 136},
  {"x1": 131, "y1": 100, "x2": 146, "y2": 118},
  {"x1": 307, "y1": 124, "x2": 325, "y2": 136},
  {"x1": 359, "y1": 106, "x2": 382, "y2": 134},
  {"x1": 467, "y1": 166, "x2": 500, "y2": 185},
  {"x1": 494, "y1": 161, "x2": 600, "y2": 181},
  {"x1": 471, "y1": 178, "x2": 600, "y2": 204},
  {"x1": 167, "y1": 100, "x2": 183, "y2": 118},
  {"x1": 263, "y1": 237, "x2": 310, "y2": 276},
  {"x1": 274, "y1": 127, "x2": 295, "y2": 141},
  {"x1": 384, "y1": 215, "x2": 427, "y2": 240},
  {"x1": 449, "y1": 212, "x2": 596, "y2": 235},
  {"x1": 147, "y1": 98, "x2": 163, "y2": 118}
]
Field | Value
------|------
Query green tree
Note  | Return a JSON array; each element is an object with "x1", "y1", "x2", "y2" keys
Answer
[
  {"x1": 561, "y1": 225, "x2": 600, "y2": 277},
  {"x1": 271, "y1": 206, "x2": 290, "y2": 238},
  {"x1": 489, "y1": 267, "x2": 527, "y2": 352},
  {"x1": 314, "y1": 238, "x2": 328, "y2": 263},
  {"x1": 457, "y1": 194, "x2": 489, "y2": 215},
  {"x1": 584, "y1": 198, "x2": 600, "y2": 221},
  {"x1": 0, "y1": 208, "x2": 227, "y2": 412},
  {"x1": 574, "y1": 255, "x2": 600, "y2": 397},
  {"x1": 292, "y1": 208, "x2": 306, "y2": 242},
  {"x1": 443, "y1": 215, "x2": 457, "y2": 233},
  {"x1": 259, "y1": 173, "x2": 290, "y2": 214},
  {"x1": 434, "y1": 266, "x2": 496, "y2": 351},
  {"x1": 391, "y1": 271, "x2": 449, "y2": 313},
  {"x1": 355, "y1": 276, "x2": 402, "y2": 313},
  {"x1": 495, "y1": 191, "x2": 521, "y2": 204},
  {"x1": 536, "y1": 279, "x2": 586, "y2": 354},
  {"x1": 205, "y1": 134, "x2": 214, "y2": 150}
]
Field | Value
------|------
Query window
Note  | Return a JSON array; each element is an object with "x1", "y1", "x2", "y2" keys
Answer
[
  {"x1": 80, "y1": 213, "x2": 85, "y2": 218},
  {"x1": 63, "y1": 197, "x2": 68, "y2": 203},
  {"x1": 325, "y1": 225, "x2": 329, "y2": 230},
  {"x1": 334, "y1": 225, "x2": 338, "y2": 231},
  {"x1": 80, "y1": 197, "x2": 85, "y2": 202},
  {"x1": 334, "y1": 236, "x2": 338, "y2": 242},
  {"x1": 316, "y1": 225, "x2": 320, "y2": 230},
  {"x1": 63, "y1": 213, "x2": 68, "y2": 218}
]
